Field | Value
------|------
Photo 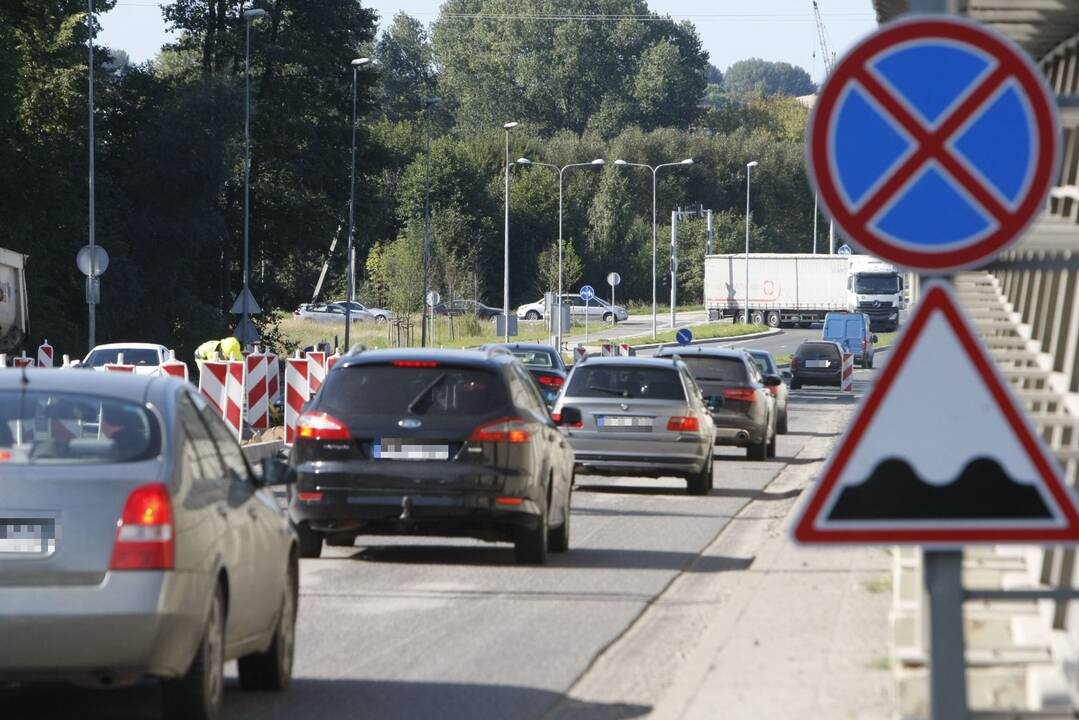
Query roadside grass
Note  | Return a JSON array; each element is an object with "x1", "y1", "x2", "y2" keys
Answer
[
  {"x1": 624, "y1": 301, "x2": 705, "y2": 314},
  {"x1": 605, "y1": 322, "x2": 766, "y2": 348}
]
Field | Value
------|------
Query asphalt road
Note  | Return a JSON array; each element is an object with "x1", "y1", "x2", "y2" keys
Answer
[{"x1": 5, "y1": 350, "x2": 882, "y2": 720}]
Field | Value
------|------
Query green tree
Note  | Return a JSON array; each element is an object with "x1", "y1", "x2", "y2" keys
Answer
[
  {"x1": 536, "y1": 240, "x2": 583, "y2": 296},
  {"x1": 723, "y1": 58, "x2": 816, "y2": 98},
  {"x1": 373, "y1": 13, "x2": 436, "y2": 122}
]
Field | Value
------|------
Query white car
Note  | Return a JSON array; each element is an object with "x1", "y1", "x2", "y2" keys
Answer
[
  {"x1": 82, "y1": 342, "x2": 170, "y2": 375},
  {"x1": 294, "y1": 303, "x2": 372, "y2": 324},
  {"x1": 331, "y1": 300, "x2": 394, "y2": 324},
  {"x1": 516, "y1": 294, "x2": 629, "y2": 323}
]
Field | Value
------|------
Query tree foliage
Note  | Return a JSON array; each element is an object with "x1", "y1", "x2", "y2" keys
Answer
[{"x1": 723, "y1": 58, "x2": 816, "y2": 98}]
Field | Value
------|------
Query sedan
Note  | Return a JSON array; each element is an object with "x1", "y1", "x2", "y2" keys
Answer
[
  {"x1": 295, "y1": 303, "x2": 372, "y2": 324},
  {"x1": 516, "y1": 294, "x2": 629, "y2": 323},
  {"x1": 331, "y1": 300, "x2": 394, "y2": 324},
  {"x1": 433, "y1": 299, "x2": 502, "y2": 320},
  {"x1": 791, "y1": 340, "x2": 845, "y2": 389},
  {"x1": 480, "y1": 342, "x2": 567, "y2": 405},
  {"x1": 83, "y1": 342, "x2": 170, "y2": 375},
  {"x1": 0, "y1": 370, "x2": 298, "y2": 720},
  {"x1": 747, "y1": 349, "x2": 790, "y2": 434}
]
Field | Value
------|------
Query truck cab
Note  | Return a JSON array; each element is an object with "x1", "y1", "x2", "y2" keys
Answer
[
  {"x1": 846, "y1": 256, "x2": 903, "y2": 331},
  {"x1": 0, "y1": 247, "x2": 29, "y2": 353}
]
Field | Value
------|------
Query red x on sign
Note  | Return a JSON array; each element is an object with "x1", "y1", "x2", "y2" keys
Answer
[{"x1": 808, "y1": 17, "x2": 1059, "y2": 273}]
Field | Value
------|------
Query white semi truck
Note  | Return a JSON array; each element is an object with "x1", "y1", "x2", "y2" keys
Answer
[
  {"x1": 0, "y1": 246, "x2": 29, "y2": 352},
  {"x1": 704, "y1": 252, "x2": 904, "y2": 331}
]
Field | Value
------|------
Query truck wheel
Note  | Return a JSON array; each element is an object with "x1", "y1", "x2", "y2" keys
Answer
[
  {"x1": 750, "y1": 311, "x2": 765, "y2": 325},
  {"x1": 766, "y1": 311, "x2": 781, "y2": 328}
]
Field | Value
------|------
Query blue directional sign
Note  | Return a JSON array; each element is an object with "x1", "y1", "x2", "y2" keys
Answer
[
  {"x1": 837, "y1": 244, "x2": 853, "y2": 256},
  {"x1": 808, "y1": 17, "x2": 1059, "y2": 273},
  {"x1": 676, "y1": 328, "x2": 693, "y2": 346},
  {"x1": 579, "y1": 285, "x2": 595, "y2": 301}
]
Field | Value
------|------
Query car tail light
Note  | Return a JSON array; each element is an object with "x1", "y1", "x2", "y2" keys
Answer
[
  {"x1": 110, "y1": 483, "x2": 174, "y2": 571},
  {"x1": 667, "y1": 416, "x2": 701, "y2": 432},
  {"x1": 536, "y1": 374, "x2": 564, "y2": 387},
  {"x1": 297, "y1": 492, "x2": 323, "y2": 502},
  {"x1": 297, "y1": 412, "x2": 351, "y2": 440},
  {"x1": 550, "y1": 412, "x2": 582, "y2": 428},
  {"x1": 722, "y1": 388, "x2": 757, "y2": 403},
  {"x1": 495, "y1": 497, "x2": 524, "y2": 506},
  {"x1": 0, "y1": 451, "x2": 10, "y2": 462},
  {"x1": 469, "y1": 416, "x2": 531, "y2": 443},
  {"x1": 392, "y1": 360, "x2": 439, "y2": 368},
  {"x1": 861, "y1": 339, "x2": 867, "y2": 350}
]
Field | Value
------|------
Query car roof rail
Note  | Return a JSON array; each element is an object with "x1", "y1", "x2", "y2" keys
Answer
[{"x1": 347, "y1": 342, "x2": 367, "y2": 355}]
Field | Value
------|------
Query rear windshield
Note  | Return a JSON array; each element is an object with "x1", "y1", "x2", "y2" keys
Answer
[
  {"x1": 318, "y1": 365, "x2": 508, "y2": 418},
  {"x1": 511, "y1": 350, "x2": 556, "y2": 368},
  {"x1": 749, "y1": 353, "x2": 776, "y2": 375},
  {"x1": 0, "y1": 391, "x2": 160, "y2": 464},
  {"x1": 85, "y1": 348, "x2": 160, "y2": 367},
  {"x1": 674, "y1": 356, "x2": 748, "y2": 383},
  {"x1": 797, "y1": 343, "x2": 841, "y2": 360},
  {"x1": 823, "y1": 317, "x2": 863, "y2": 339},
  {"x1": 566, "y1": 366, "x2": 686, "y2": 400}
]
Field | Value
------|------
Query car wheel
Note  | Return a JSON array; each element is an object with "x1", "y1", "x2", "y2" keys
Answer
[
  {"x1": 238, "y1": 555, "x2": 297, "y2": 691},
  {"x1": 767, "y1": 430, "x2": 777, "y2": 458},
  {"x1": 766, "y1": 311, "x2": 781, "y2": 328},
  {"x1": 375, "y1": 315, "x2": 387, "y2": 325},
  {"x1": 603, "y1": 312, "x2": 614, "y2": 323},
  {"x1": 686, "y1": 454, "x2": 712, "y2": 496},
  {"x1": 162, "y1": 584, "x2": 225, "y2": 720},
  {"x1": 747, "y1": 437, "x2": 767, "y2": 461},
  {"x1": 790, "y1": 380, "x2": 802, "y2": 390},
  {"x1": 867, "y1": 354, "x2": 874, "y2": 369},
  {"x1": 325, "y1": 534, "x2": 354, "y2": 547},
  {"x1": 525, "y1": 310, "x2": 541, "y2": 320},
  {"x1": 514, "y1": 494, "x2": 548, "y2": 564},
  {"x1": 295, "y1": 521, "x2": 323, "y2": 559},
  {"x1": 777, "y1": 410, "x2": 789, "y2": 434},
  {"x1": 548, "y1": 482, "x2": 571, "y2": 553}
]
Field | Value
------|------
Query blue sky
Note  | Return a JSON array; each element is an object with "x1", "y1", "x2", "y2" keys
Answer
[{"x1": 100, "y1": 0, "x2": 878, "y2": 84}]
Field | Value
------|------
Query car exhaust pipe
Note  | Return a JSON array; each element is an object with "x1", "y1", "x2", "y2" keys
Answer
[{"x1": 736, "y1": 431, "x2": 749, "y2": 443}]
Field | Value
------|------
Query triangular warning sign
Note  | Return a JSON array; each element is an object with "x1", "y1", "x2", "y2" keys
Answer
[{"x1": 793, "y1": 281, "x2": 1079, "y2": 546}]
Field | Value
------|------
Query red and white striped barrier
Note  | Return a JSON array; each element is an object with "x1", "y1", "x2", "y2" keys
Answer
[
  {"x1": 327, "y1": 351, "x2": 342, "y2": 373},
  {"x1": 245, "y1": 353, "x2": 269, "y2": 430},
  {"x1": 266, "y1": 354, "x2": 280, "y2": 406},
  {"x1": 285, "y1": 355, "x2": 310, "y2": 446},
  {"x1": 619, "y1": 343, "x2": 634, "y2": 357},
  {"x1": 223, "y1": 360, "x2": 245, "y2": 440},
  {"x1": 841, "y1": 353, "x2": 854, "y2": 393},
  {"x1": 104, "y1": 363, "x2": 135, "y2": 373},
  {"x1": 198, "y1": 360, "x2": 229, "y2": 414},
  {"x1": 37, "y1": 340, "x2": 54, "y2": 368},
  {"x1": 573, "y1": 345, "x2": 587, "y2": 364},
  {"x1": 159, "y1": 350, "x2": 189, "y2": 381},
  {"x1": 12, "y1": 352, "x2": 34, "y2": 368},
  {"x1": 306, "y1": 350, "x2": 326, "y2": 396}
]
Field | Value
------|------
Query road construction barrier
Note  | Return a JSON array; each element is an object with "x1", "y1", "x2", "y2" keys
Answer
[
  {"x1": 307, "y1": 350, "x2": 326, "y2": 396},
  {"x1": 223, "y1": 360, "x2": 245, "y2": 440},
  {"x1": 37, "y1": 340, "x2": 54, "y2": 368},
  {"x1": 12, "y1": 352, "x2": 33, "y2": 368},
  {"x1": 284, "y1": 354, "x2": 310, "y2": 446},
  {"x1": 601, "y1": 343, "x2": 615, "y2": 357},
  {"x1": 159, "y1": 350, "x2": 189, "y2": 381},
  {"x1": 245, "y1": 352, "x2": 269, "y2": 430},
  {"x1": 619, "y1": 343, "x2": 635, "y2": 357},
  {"x1": 841, "y1": 352, "x2": 854, "y2": 392},
  {"x1": 198, "y1": 360, "x2": 228, "y2": 414},
  {"x1": 266, "y1": 354, "x2": 280, "y2": 406},
  {"x1": 327, "y1": 351, "x2": 342, "y2": 372},
  {"x1": 573, "y1": 345, "x2": 588, "y2": 364},
  {"x1": 104, "y1": 353, "x2": 134, "y2": 373}
]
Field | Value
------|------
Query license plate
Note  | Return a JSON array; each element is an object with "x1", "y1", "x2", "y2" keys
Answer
[
  {"x1": 806, "y1": 360, "x2": 831, "y2": 368},
  {"x1": 597, "y1": 415, "x2": 652, "y2": 428},
  {"x1": 0, "y1": 519, "x2": 55, "y2": 555},
  {"x1": 374, "y1": 440, "x2": 450, "y2": 460}
]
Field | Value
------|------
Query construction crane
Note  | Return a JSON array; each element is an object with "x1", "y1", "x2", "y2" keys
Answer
[{"x1": 811, "y1": 0, "x2": 837, "y2": 253}]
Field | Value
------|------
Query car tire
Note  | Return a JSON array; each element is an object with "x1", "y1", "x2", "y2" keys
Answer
[
  {"x1": 777, "y1": 410, "x2": 789, "y2": 434},
  {"x1": 325, "y1": 534, "x2": 354, "y2": 547},
  {"x1": 514, "y1": 495, "x2": 548, "y2": 565},
  {"x1": 687, "y1": 454, "x2": 712, "y2": 496},
  {"x1": 747, "y1": 437, "x2": 767, "y2": 461},
  {"x1": 790, "y1": 380, "x2": 802, "y2": 390},
  {"x1": 767, "y1": 431, "x2": 777, "y2": 459},
  {"x1": 375, "y1": 315, "x2": 387, "y2": 325},
  {"x1": 526, "y1": 310, "x2": 541, "y2": 320},
  {"x1": 548, "y1": 483, "x2": 571, "y2": 553},
  {"x1": 766, "y1": 311, "x2": 781, "y2": 328},
  {"x1": 162, "y1": 584, "x2": 225, "y2": 720},
  {"x1": 867, "y1": 354, "x2": 874, "y2": 369},
  {"x1": 238, "y1": 556, "x2": 297, "y2": 691},
  {"x1": 295, "y1": 521, "x2": 323, "y2": 559},
  {"x1": 603, "y1": 312, "x2": 614, "y2": 323}
]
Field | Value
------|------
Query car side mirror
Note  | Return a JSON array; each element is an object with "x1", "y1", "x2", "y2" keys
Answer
[
  {"x1": 781, "y1": 370, "x2": 793, "y2": 381},
  {"x1": 871, "y1": 334, "x2": 879, "y2": 343},
  {"x1": 553, "y1": 406, "x2": 582, "y2": 427},
  {"x1": 763, "y1": 375, "x2": 783, "y2": 387},
  {"x1": 260, "y1": 456, "x2": 295, "y2": 488}
]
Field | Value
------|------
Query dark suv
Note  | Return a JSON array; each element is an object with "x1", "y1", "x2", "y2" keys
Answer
[
  {"x1": 790, "y1": 341, "x2": 845, "y2": 389},
  {"x1": 288, "y1": 349, "x2": 575, "y2": 564}
]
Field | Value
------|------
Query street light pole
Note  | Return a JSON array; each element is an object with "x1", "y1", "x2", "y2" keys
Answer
[
  {"x1": 344, "y1": 57, "x2": 372, "y2": 350},
  {"x1": 613, "y1": 158, "x2": 693, "y2": 340},
  {"x1": 745, "y1": 160, "x2": 759, "y2": 324},
  {"x1": 502, "y1": 121, "x2": 519, "y2": 342},
  {"x1": 237, "y1": 7, "x2": 267, "y2": 348},
  {"x1": 87, "y1": 0, "x2": 96, "y2": 350},
  {"x1": 421, "y1": 97, "x2": 442, "y2": 347}
]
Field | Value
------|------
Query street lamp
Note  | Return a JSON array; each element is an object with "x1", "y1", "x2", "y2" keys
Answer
[
  {"x1": 87, "y1": 0, "x2": 97, "y2": 350},
  {"x1": 516, "y1": 157, "x2": 605, "y2": 351},
  {"x1": 502, "y1": 121, "x2": 519, "y2": 342},
  {"x1": 235, "y1": 6, "x2": 268, "y2": 346},
  {"x1": 420, "y1": 96, "x2": 442, "y2": 347},
  {"x1": 745, "y1": 160, "x2": 759, "y2": 324},
  {"x1": 343, "y1": 57, "x2": 374, "y2": 350},
  {"x1": 613, "y1": 157, "x2": 693, "y2": 339}
]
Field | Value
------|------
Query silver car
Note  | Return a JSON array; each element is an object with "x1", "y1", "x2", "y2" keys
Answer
[
  {"x1": 0, "y1": 371, "x2": 298, "y2": 720},
  {"x1": 552, "y1": 357, "x2": 715, "y2": 495}
]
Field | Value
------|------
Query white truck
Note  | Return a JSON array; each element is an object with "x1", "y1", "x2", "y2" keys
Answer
[
  {"x1": 0, "y1": 246, "x2": 29, "y2": 352},
  {"x1": 704, "y1": 253, "x2": 904, "y2": 331}
]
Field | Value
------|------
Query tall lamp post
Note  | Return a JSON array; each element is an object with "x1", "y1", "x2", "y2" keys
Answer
[
  {"x1": 420, "y1": 96, "x2": 442, "y2": 347},
  {"x1": 501, "y1": 121, "x2": 519, "y2": 342},
  {"x1": 613, "y1": 158, "x2": 693, "y2": 340},
  {"x1": 745, "y1": 160, "x2": 759, "y2": 324},
  {"x1": 343, "y1": 57, "x2": 374, "y2": 350},
  {"x1": 515, "y1": 158, "x2": 605, "y2": 351},
  {"x1": 86, "y1": 0, "x2": 97, "y2": 350}
]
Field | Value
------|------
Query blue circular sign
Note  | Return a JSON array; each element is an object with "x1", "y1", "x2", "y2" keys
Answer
[
  {"x1": 837, "y1": 244, "x2": 853, "y2": 256},
  {"x1": 676, "y1": 328, "x2": 693, "y2": 346},
  {"x1": 579, "y1": 285, "x2": 595, "y2": 301}
]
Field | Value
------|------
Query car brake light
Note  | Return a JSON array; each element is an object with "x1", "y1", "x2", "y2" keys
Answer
[
  {"x1": 469, "y1": 416, "x2": 531, "y2": 443},
  {"x1": 722, "y1": 388, "x2": 757, "y2": 402},
  {"x1": 550, "y1": 412, "x2": 582, "y2": 428},
  {"x1": 110, "y1": 483, "x2": 174, "y2": 571},
  {"x1": 536, "y1": 375, "x2": 564, "y2": 387},
  {"x1": 297, "y1": 411, "x2": 351, "y2": 440},
  {"x1": 0, "y1": 451, "x2": 9, "y2": 462},
  {"x1": 495, "y1": 497, "x2": 524, "y2": 506},
  {"x1": 392, "y1": 360, "x2": 439, "y2": 368},
  {"x1": 667, "y1": 416, "x2": 700, "y2": 432},
  {"x1": 297, "y1": 492, "x2": 323, "y2": 502}
]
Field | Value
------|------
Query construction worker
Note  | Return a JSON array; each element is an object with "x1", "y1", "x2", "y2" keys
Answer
[{"x1": 193, "y1": 336, "x2": 243, "y2": 371}]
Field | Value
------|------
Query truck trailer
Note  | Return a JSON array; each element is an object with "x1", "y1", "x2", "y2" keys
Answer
[{"x1": 0, "y1": 246, "x2": 29, "y2": 352}]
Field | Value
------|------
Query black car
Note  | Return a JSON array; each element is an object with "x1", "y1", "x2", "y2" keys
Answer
[
  {"x1": 432, "y1": 299, "x2": 502, "y2": 320},
  {"x1": 288, "y1": 348, "x2": 575, "y2": 564},
  {"x1": 790, "y1": 340, "x2": 845, "y2": 389},
  {"x1": 479, "y1": 342, "x2": 567, "y2": 405}
]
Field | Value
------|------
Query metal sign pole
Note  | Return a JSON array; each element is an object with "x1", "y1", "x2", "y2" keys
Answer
[
  {"x1": 924, "y1": 549, "x2": 968, "y2": 719},
  {"x1": 584, "y1": 297, "x2": 589, "y2": 345}
]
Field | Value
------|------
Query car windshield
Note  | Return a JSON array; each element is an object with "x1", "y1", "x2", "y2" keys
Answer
[
  {"x1": 797, "y1": 343, "x2": 841, "y2": 360},
  {"x1": 854, "y1": 274, "x2": 899, "y2": 293},
  {"x1": 748, "y1": 353, "x2": 777, "y2": 375},
  {"x1": 318, "y1": 365, "x2": 508, "y2": 419},
  {"x1": 0, "y1": 391, "x2": 160, "y2": 464},
  {"x1": 84, "y1": 348, "x2": 160, "y2": 367},
  {"x1": 673, "y1": 356, "x2": 748, "y2": 383},
  {"x1": 566, "y1": 366, "x2": 685, "y2": 400},
  {"x1": 512, "y1": 350, "x2": 556, "y2": 368}
]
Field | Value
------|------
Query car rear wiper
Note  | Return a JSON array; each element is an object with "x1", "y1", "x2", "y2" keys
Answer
[
  {"x1": 588, "y1": 385, "x2": 628, "y2": 397},
  {"x1": 407, "y1": 373, "x2": 448, "y2": 414}
]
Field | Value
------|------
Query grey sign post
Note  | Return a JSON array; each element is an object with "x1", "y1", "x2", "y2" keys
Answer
[
  {"x1": 580, "y1": 284, "x2": 595, "y2": 345},
  {"x1": 607, "y1": 272, "x2": 621, "y2": 319},
  {"x1": 77, "y1": 244, "x2": 108, "y2": 349}
]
